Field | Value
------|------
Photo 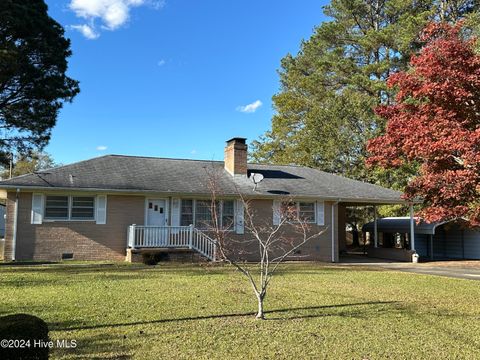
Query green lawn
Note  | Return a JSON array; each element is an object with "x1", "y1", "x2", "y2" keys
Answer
[{"x1": 0, "y1": 262, "x2": 479, "y2": 359}]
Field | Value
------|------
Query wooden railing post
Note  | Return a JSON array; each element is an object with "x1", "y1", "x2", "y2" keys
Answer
[
  {"x1": 189, "y1": 224, "x2": 194, "y2": 249},
  {"x1": 128, "y1": 224, "x2": 136, "y2": 249},
  {"x1": 213, "y1": 241, "x2": 217, "y2": 262}
]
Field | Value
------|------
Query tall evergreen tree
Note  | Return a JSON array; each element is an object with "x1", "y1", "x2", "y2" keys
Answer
[
  {"x1": 0, "y1": 0, "x2": 79, "y2": 164},
  {"x1": 251, "y1": 0, "x2": 477, "y2": 186}
]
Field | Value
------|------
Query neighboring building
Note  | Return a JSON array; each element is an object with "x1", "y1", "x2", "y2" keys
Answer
[
  {"x1": 0, "y1": 138, "x2": 405, "y2": 262},
  {"x1": 363, "y1": 218, "x2": 480, "y2": 261}
]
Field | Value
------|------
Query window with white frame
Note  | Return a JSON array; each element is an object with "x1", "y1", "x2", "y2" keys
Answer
[
  {"x1": 195, "y1": 200, "x2": 217, "y2": 229},
  {"x1": 45, "y1": 196, "x2": 69, "y2": 219},
  {"x1": 44, "y1": 195, "x2": 95, "y2": 220},
  {"x1": 71, "y1": 197, "x2": 95, "y2": 219},
  {"x1": 222, "y1": 200, "x2": 235, "y2": 229},
  {"x1": 299, "y1": 202, "x2": 315, "y2": 222},
  {"x1": 180, "y1": 199, "x2": 194, "y2": 226},
  {"x1": 180, "y1": 199, "x2": 235, "y2": 229},
  {"x1": 281, "y1": 201, "x2": 316, "y2": 223}
]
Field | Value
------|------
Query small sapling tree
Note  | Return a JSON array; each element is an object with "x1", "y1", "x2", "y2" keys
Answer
[{"x1": 203, "y1": 166, "x2": 326, "y2": 320}]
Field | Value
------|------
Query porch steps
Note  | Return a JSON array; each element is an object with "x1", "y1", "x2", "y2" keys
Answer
[{"x1": 127, "y1": 225, "x2": 217, "y2": 261}]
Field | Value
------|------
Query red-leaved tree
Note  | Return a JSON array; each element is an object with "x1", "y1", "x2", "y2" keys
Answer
[{"x1": 367, "y1": 22, "x2": 480, "y2": 226}]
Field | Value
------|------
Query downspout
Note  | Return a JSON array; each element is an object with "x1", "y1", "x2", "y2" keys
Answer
[
  {"x1": 409, "y1": 203, "x2": 415, "y2": 252},
  {"x1": 409, "y1": 203, "x2": 418, "y2": 263},
  {"x1": 11, "y1": 188, "x2": 20, "y2": 261},
  {"x1": 331, "y1": 200, "x2": 340, "y2": 263}
]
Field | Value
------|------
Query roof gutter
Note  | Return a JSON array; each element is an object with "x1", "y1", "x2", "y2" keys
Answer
[{"x1": 0, "y1": 185, "x2": 415, "y2": 204}]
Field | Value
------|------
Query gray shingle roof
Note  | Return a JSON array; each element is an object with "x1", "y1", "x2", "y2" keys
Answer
[{"x1": 0, "y1": 155, "x2": 404, "y2": 203}]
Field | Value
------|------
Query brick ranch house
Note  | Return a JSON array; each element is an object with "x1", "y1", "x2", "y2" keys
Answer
[{"x1": 0, "y1": 138, "x2": 409, "y2": 263}]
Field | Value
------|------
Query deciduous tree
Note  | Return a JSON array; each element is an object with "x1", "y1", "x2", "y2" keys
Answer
[
  {"x1": 1, "y1": 151, "x2": 57, "y2": 179},
  {"x1": 251, "y1": 1, "x2": 476, "y2": 182},
  {"x1": 251, "y1": 0, "x2": 478, "y2": 226},
  {"x1": 204, "y1": 166, "x2": 325, "y2": 320},
  {"x1": 367, "y1": 22, "x2": 480, "y2": 225}
]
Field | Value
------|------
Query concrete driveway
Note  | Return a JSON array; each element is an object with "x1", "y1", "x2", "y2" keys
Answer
[{"x1": 339, "y1": 255, "x2": 480, "y2": 281}]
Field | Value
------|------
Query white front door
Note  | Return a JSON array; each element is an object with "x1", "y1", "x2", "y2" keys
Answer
[
  {"x1": 145, "y1": 199, "x2": 167, "y2": 246},
  {"x1": 147, "y1": 199, "x2": 167, "y2": 226}
]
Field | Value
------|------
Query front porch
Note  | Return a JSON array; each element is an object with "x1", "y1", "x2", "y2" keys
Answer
[{"x1": 127, "y1": 225, "x2": 218, "y2": 261}]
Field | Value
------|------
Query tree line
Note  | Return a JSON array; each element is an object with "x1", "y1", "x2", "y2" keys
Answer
[{"x1": 251, "y1": 0, "x2": 479, "y2": 225}]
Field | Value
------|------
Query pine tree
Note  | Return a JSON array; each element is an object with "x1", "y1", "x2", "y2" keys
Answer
[{"x1": 252, "y1": 1, "x2": 477, "y2": 186}]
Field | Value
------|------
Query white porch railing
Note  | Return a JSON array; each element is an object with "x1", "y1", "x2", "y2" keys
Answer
[
  {"x1": 192, "y1": 228, "x2": 217, "y2": 261},
  {"x1": 127, "y1": 224, "x2": 217, "y2": 261}
]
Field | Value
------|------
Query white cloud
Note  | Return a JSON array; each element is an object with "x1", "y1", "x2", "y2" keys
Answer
[
  {"x1": 190, "y1": 149, "x2": 197, "y2": 155},
  {"x1": 69, "y1": 24, "x2": 99, "y2": 39},
  {"x1": 236, "y1": 100, "x2": 263, "y2": 113},
  {"x1": 157, "y1": 59, "x2": 166, "y2": 66},
  {"x1": 96, "y1": 145, "x2": 108, "y2": 151},
  {"x1": 69, "y1": 0, "x2": 164, "y2": 39}
]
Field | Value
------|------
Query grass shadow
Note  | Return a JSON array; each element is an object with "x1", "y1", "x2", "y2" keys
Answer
[
  {"x1": 54, "y1": 301, "x2": 399, "y2": 332},
  {"x1": 52, "y1": 332, "x2": 132, "y2": 360}
]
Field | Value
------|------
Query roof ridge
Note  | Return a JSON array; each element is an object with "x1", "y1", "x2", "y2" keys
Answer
[
  {"x1": 93, "y1": 155, "x2": 318, "y2": 169},
  {"x1": 106, "y1": 154, "x2": 225, "y2": 163},
  {"x1": 107, "y1": 155, "x2": 310, "y2": 168},
  {"x1": 247, "y1": 162, "x2": 309, "y2": 168}
]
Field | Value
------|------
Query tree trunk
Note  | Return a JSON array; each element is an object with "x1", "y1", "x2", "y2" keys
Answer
[{"x1": 255, "y1": 294, "x2": 265, "y2": 320}]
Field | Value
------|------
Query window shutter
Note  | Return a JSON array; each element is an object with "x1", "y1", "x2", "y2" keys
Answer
[
  {"x1": 316, "y1": 201, "x2": 325, "y2": 226},
  {"x1": 273, "y1": 200, "x2": 281, "y2": 225},
  {"x1": 96, "y1": 195, "x2": 107, "y2": 224},
  {"x1": 171, "y1": 198, "x2": 181, "y2": 226},
  {"x1": 235, "y1": 199, "x2": 244, "y2": 234},
  {"x1": 31, "y1": 193, "x2": 44, "y2": 224}
]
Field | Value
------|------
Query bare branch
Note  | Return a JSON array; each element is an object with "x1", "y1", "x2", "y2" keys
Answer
[{"x1": 200, "y1": 163, "x2": 327, "y2": 319}]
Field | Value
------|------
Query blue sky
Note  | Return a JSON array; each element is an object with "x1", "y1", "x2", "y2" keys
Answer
[{"x1": 44, "y1": 0, "x2": 328, "y2": 164}]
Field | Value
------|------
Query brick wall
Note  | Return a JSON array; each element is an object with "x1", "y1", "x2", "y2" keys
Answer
[
  {"x1": 4, "y1": 192, "x2": 144, "y2": 261},
  {"x1": 3, "y1": 193, "x2": 340, "y2": 262},
  {"x1": 224, "y1": 141, "x2": 247, "y2": 175},
  {"x1": 213, "y1": 199, "x2": 336, "y2": 262}
]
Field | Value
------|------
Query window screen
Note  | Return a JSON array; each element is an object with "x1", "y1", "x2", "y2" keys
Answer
[
  {"x1": 195, "y1": 200, "x2": 215, "y2": 229},
  {"x1": 45, "y1": 196, "x2": 69, "y2": 219},
  {"x1": 222, "y1": 200, "x2": 235, "y2": 229},
  {"x1": 299, "y1": 202, "x2": 315, "y2": 222},
  {"x1": 181, "y1": 199, "x2": 194, "y2": 226},
  {"x1": 71, "y1": 197, "x2": 95, "y2": 219}
]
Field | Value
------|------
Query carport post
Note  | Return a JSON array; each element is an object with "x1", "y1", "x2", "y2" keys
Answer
[
  {"x1": 429, "y1": 234, "x2": 434, "y2": 260},
  {"x1": 410, "y1": 203, "x2": 415, "y2": 252},
  {"x1": 373, "y1": 205, "x2": 378, "y2": 248}
]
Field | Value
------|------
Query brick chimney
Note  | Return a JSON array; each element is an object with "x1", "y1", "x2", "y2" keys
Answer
[{"x1": 224, "y1": 137, "x2": 247, "y2": 176}]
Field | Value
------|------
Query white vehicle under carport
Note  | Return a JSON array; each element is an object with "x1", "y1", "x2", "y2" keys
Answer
[{"x1": 363, "y1": 217, "x2": 480, "y2": 261}]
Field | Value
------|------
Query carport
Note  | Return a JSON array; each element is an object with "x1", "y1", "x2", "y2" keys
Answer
[
  {"x1": 336, "y1": 201, "x2": 417, "y2": 262},
  {"x1": 363, "y1": 218, "x2": 480, "y2": 261}
]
